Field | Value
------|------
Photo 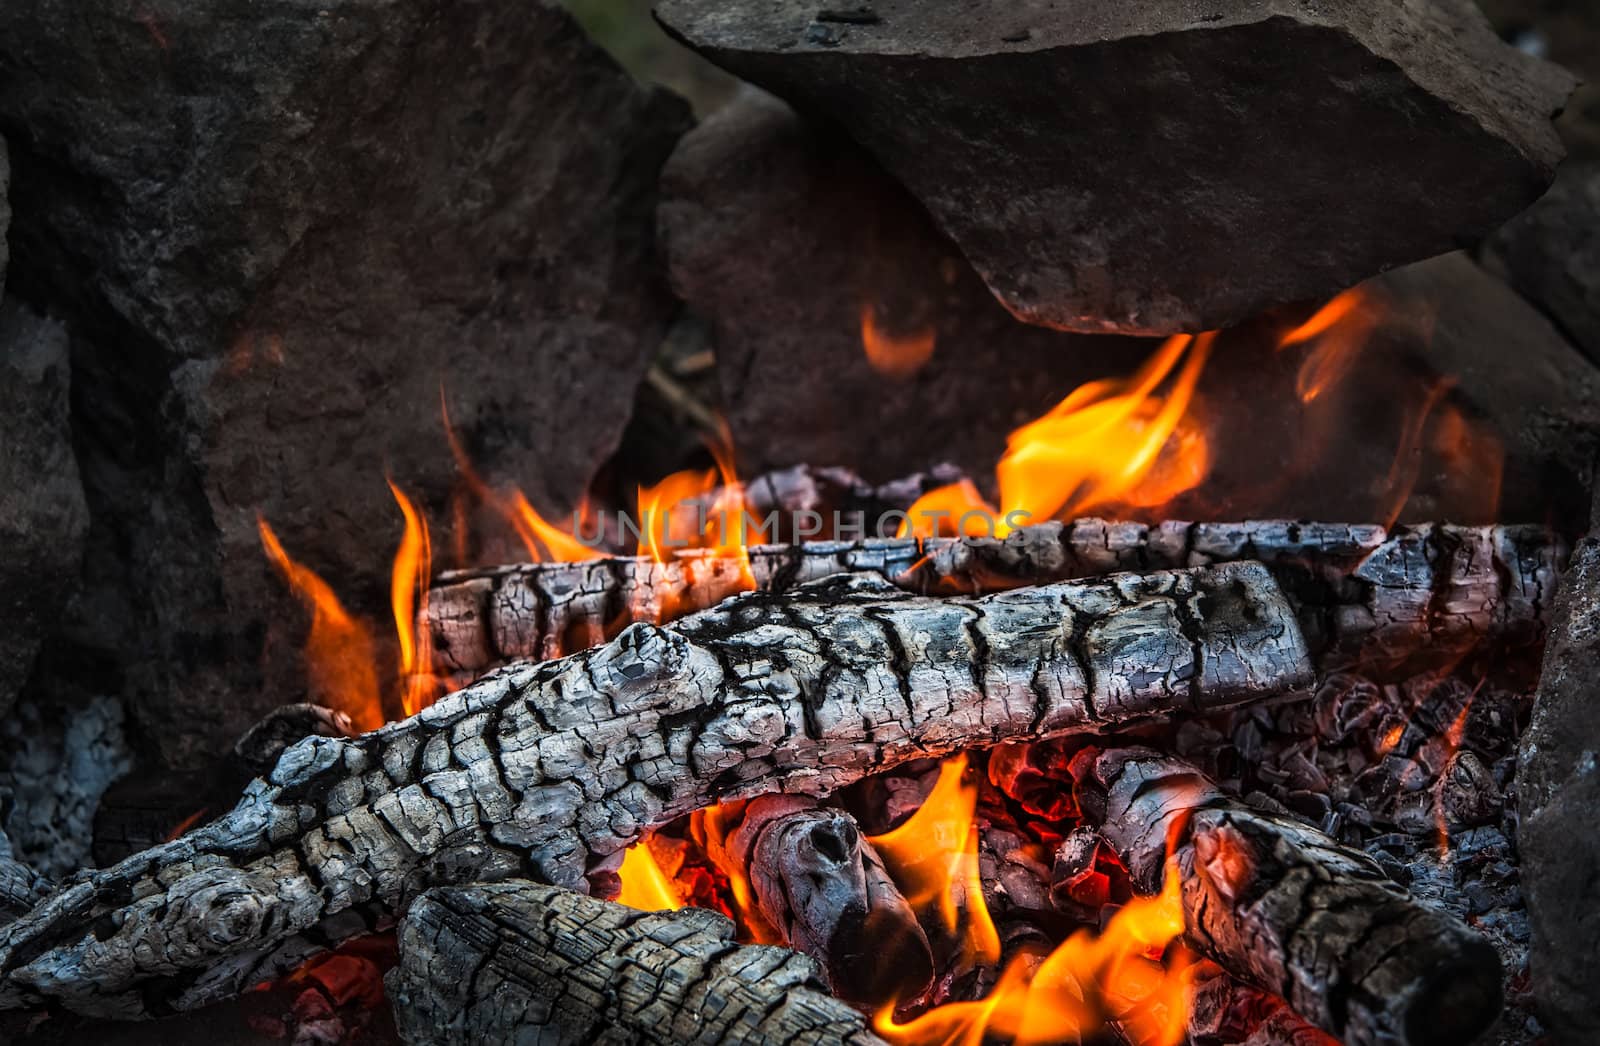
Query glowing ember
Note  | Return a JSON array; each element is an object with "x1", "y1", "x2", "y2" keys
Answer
[
  {"x1": 616, "y1": 843, "x2": 684, "y2": 912},
  {"x1": 862, "y1": 302, "x2": 937, "y2": 380},
  {"x1": 869, "y1": 755, "x2": 1001, "y2": 967},
  {"x1": 258, "y1": 517, "x2": 384, "y2": 731}
]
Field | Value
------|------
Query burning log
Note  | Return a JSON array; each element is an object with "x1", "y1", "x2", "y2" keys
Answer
[
  {"x1": 1068, "y1": 746, "x2": 1503, "y2": 1046},
  {"x1": 693, "y1": 796, "x2": 934, "y2": 1006},
  {"x1": 387, "y1": 879, "x2": 885, "y2": 1045},
  {"x1": 426, "y1": 518, "x2": 1562, "y2": 680},
  {"x1": 0, "y1": 562, "x2": 1308, "y2": 1018}
]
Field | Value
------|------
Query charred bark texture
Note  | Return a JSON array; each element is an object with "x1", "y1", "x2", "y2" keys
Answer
[
  {"x1": 387, "y1": 879, "x2": 884, "y2": 1045},
  {"x1": 0, "y1": 563, "x2": 1309, "y2": 1018},
  {"x1": 427, "y1": 519, "x2": 1561, "y2": 682},
  {"x1": 694, "y1": 796, "x2": 932, "y2": 1006},
  {"x1": 0, "y1": 813, "x2": 46, "y2": 928},
  {"x1": 1073, "y1": 746, "x2": 1502, "y2": 1046}
]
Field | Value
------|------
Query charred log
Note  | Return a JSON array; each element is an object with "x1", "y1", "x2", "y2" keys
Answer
[
  {"x1": 1071, "y1": 746, "x2": 1502, "y2": 1046},
  {"x1": 693, "y1": 796, "x2": 932, "y2": 1007},
  {"x1": 387, "y1": 879, "x2": 884, "y2": 1045},
  {"x1": 427, "y1": 519, "x2": 1561, "y2": 682},
  {"x1": 0, "y1": 804, "x2": 46, "y2": 929},
  {"x1": 0, "y1": 563, "x2": 1309, "y2": 1018}
]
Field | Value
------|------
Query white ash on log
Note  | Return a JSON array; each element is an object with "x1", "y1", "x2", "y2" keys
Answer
[
  {"x1": 426, "y1": 518, "x2": 1562, "y2": 681},
  {"x1": 0, "y1": 563, "x2": 1309, "y2": 1018},
  {"x1": 692, "y1": 796, "x2": 933, "y2": 1006},
  {"x1": 0, "y1": 800, "x2": 46, "y2": 929},
  {"x1": 1063, "y1": 745, "x2": 1503, "y2": 1046},
  {"x1": 387, "y1": 879, "x2": 885, "y2": 1046},
  {"x1": 654, "y1": 0, "x2": 1573, "y2": 336}
]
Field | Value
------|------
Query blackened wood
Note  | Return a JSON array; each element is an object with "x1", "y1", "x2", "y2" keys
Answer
[
  {"x1": 1073, "y1": 746, "x2": 1502, "y2": 1046},
  {"x1": 0, "y1": 563, "x2": 1309, "y2": 1018},
  {"x1": 0, "y1": 808, "x2": 45, "y2": 928},
  {"x1": 694, "y1": 796, "x2": 932, "y2": 1006},
  {"x1": 387, "y1": 879, "x2": 884, "y2": 1045},
  {"x1": 426, "y1": 519, "x2": 1561, "y2": 682}
]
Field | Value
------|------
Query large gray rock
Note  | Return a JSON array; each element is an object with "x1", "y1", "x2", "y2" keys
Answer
[
  {"x1": 656, "y1": 0, "x2": 1574, "y2": 335},
  {"x1": 1164, "y1": 252, "x2": 1600, "y2": 528},
  {"x1": 659, "y1": 89, "x2": 1155, "y2": 484},
  {"x1": 0, "y1": 1, "x2": 690, "y2": 766},
  {"x1": 1484, "y1": 164, "x2": 1600, "y2": 365},
  {"x1": 0, "y1": 298, "x2": 87, "y2": 716},
  {"x1": 1520, "y1": 533, "x2": 1600, "y2": 1042}
]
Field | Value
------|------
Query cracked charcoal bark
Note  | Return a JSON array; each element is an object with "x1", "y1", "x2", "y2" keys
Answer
[
  {"x1": 1070, "y1": 746, "x2": 1502, "y2": 1046},
  {"x1": 693, "y1": 795, "x2": 932, "y2": 1007},
  {"x1": 427, "y1": 519, "x2": 1562, "y2": 682},
  {"x1": 387, "y1": 879, "x2": 885, "y2": 1045},
  {"x1": 0, "y1": 563, "x2": 1309, "y2": 1018}
]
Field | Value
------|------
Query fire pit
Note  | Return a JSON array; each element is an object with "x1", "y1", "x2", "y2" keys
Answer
[{"x1": 0, "y1": 2, "x2": 1597, "y2": 1045}]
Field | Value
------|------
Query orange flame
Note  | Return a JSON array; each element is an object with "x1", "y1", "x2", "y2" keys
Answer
[
  {"x1": 862, "y1": 303, "x2": 937, "y2": 380},
  {"x1": 875, "y1": 859, "x2": 1191, "y2": 1046},
  {"x1": 1435, "y1": 683, "x2": 1481, "y2": 855},
  {"x1": 388, "y1": 481, "x2": 437, "y2": 717},
  {"x1": 896, "y1": 479, "x2": 997, "y2": 540},
  {"x1": 616, "y1": 842, "x2": 684, "y2": 912},
  {"x1": 258, "y1": 518, "x2": 385, "y2": 732},
  {"x1": 869, "y1": 755, "x2": 1001, "y2": 967},
  {"x1": 1377, "y1": 377, "x2": 1454, "y2": 529},
  {"x1": 903, "y1": 333, "x2": 1213, "y2": 538},
  {"x1": 638, "y1": 467, "x2": 719, "y2": 563},
  {"x1": 1279, "y1": 288, "x2": 1375, "y2": 404},
  {"x1": 441, "y1": 389, "x2": 594, "y2": 563}
]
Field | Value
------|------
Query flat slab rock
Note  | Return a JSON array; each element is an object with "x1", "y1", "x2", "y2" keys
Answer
[
  {"x1": 0, "y1": 0, "x2": 689, "y2": 766},
  {"x1": 656, "y1": 0, "x2": 1574, "y2": 335}
]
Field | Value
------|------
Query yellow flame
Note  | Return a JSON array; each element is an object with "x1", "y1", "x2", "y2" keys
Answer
[
  {"x1": 874, "y1": 859, "x2": 1191, "y2": 1046},
  {"x1": 616, "y1": 843, "x2": 683, "y2": 912},
  {"x1": 902, "y1": 333, "x2": 1213, "y2": 538},
  {"x1": 387, "y1": 480, "x2": 437, "y2": 717},
  {"x1": 869, "y1": 755, "x2": 1001, "y2": 967}
]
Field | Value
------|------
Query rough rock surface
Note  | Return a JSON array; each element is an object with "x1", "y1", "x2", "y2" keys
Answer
[
  {"x1": 0, "y1": 0, "x2": 690, "y2": 766},
  {"x1": 656, "y1": 0, "x2": 1574, "y2": 335},
  {"x1": 1520, "y1": 533, "x2": 1600, "y2": 1042},
  {"x1": 658, "y1": 89, "x2": 1154, "y2": 482},
  {"x1": 0, "y1": 134, "x2": 8, "y2": 292},
  {"x1": 1484, "y1": 165, "x2": 1600, "y2": 365},
  {"x1": 0, "y1": 298, "x2": 87, "y2": 715},
  {"x1": 1164, "y1": 252, "x2": 1600, "y2": 528}
]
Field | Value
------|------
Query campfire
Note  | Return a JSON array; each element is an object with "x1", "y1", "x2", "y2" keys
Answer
[{"x1": 0, "y1": 2, "x2": 1597, "y2": 1046}]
